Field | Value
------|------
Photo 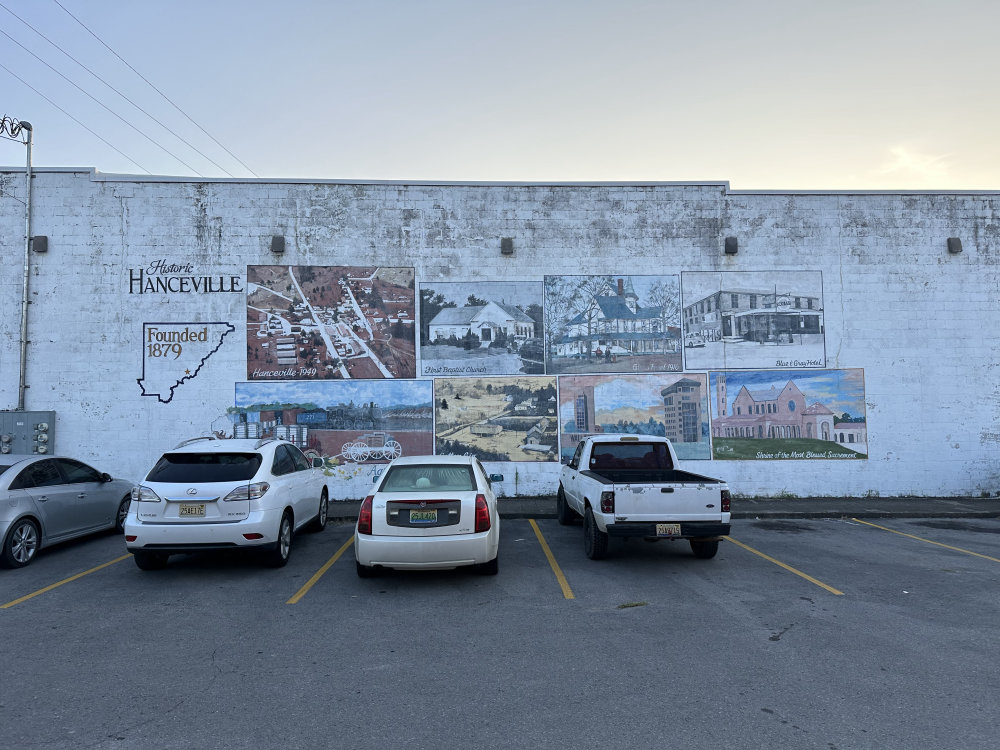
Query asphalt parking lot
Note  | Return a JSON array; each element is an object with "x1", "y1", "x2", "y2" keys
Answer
[{"x1": 3, "y1": 506, "x2": 999, "y2": 750}]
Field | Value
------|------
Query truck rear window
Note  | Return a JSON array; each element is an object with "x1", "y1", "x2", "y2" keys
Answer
[
  {"x1": 589, "y1": 443, "x2": 673, "y2": 471},
  {"x1": 146, "y1": 453, "x2": 262, "y2": 483}
]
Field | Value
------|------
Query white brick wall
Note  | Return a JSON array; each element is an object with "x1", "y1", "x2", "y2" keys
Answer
[{"x1": 1, "y1": 168, "x2": 998, "y2": 499}]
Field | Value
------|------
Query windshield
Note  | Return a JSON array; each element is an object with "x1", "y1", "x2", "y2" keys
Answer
[
  {"x1": 146, "y1": 453, "x2": 262, "y2": 483},
  {"x1": 379, "y1": 464, "x2": 475, "y2": 492}
]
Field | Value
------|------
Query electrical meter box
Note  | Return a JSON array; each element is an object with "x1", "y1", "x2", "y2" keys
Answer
[{"x1": 0, "y1": 411, "x2": 55, "y2": 455}]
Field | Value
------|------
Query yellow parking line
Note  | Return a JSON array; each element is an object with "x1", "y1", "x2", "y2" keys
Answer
[
  {"x1": 529, "y1": 519, "x2": 575, "y2": 599},
  {"x1": 287, "y1": 536, "x2": 354, "y2": 604},
  {"x1": 726, "y1": 537, "x2": 844, "y2": 596},
  {"x1": 2, "y1": 553, "x2": 133, "y2": 609},
  {"x1": 852, "y1": 518, "x2": 1000, "y2": 563}
]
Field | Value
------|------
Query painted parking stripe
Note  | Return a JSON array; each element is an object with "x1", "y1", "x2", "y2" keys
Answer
[
  {"x1": 286, "y1": 536, "x2": 354, "y2": 604},
  {"x1": 725, "y1": 537, "x2": 844, "y2": 596},
  {"x1": 852, "y1": 518, "x2": 1000, "y2": 563},
  {"x1": 2, "y1": 554, "x2": 132, "y2": 609},
  {"x1": 529, "y1": 519, "x2": 575, "y2": 600}
]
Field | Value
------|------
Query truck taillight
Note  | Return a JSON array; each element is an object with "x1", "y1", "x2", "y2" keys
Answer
[
  {"x1": 357, "y1": 495, "x2": 373, "y2": 535},
  {"x1": 721, "y1": 489, "x2": 731, "y2": 513},
  {"x1": 474, "y1": 494, "x2": 491, "y2": 533},
  {"x1": 600, "y1": 491, "x2": 615, "y2": 514}
]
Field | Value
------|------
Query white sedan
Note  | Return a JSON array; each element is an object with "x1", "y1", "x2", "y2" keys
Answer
[{"x1": 355, "y1": 455, "x2": 502, "y2": 577}]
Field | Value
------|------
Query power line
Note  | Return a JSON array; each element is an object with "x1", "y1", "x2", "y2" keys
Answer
[
  {"x1": 52, "y1": 0, "x2": 259, "y2": 178},
  {"x1": 0, "y1": 1, "x2": 238, "y2": 177}
]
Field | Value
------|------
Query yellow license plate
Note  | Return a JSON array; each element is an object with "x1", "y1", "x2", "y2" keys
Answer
[
  {"x1": 179, "y1": 504, "x2": 206, "y2": 517},
  {"x1": 410, "y1": 509, "x2": 437, "y2": 524},
  {"x1": 656, "y1": 523, "x2": 681, "y2": 537}
]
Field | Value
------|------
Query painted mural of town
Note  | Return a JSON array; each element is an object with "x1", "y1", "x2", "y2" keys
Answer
[
  {"x1": 558, "y1": 374, "x2": 712, "y2": 462},
  {"x1": 246, "y1": 265, "x2": 416, "y2": 380},
  {"x1": 682, "y1": 271, "x2": 826, "y2": 370},
  {"x1": 543, "y1": 275, "x2": 683, "y2": 374},
  {"x1": 709, "y1": 369, "x2": 867, "y2": 460},
  {"x1": 419, "y1": 281, "x2": 544, "y2": 376},
  {"x1": 434, "y1": 376, "x2": 559, "y2": 462}
]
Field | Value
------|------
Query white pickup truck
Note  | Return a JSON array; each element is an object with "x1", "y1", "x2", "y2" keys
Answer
[{"x1": 558, "y1": 435, "x2": 731, "y2": 559}]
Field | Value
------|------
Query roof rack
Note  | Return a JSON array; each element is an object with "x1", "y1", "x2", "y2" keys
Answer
[{"x1": 173, "y1": 436, "x2": 221, "y2": 449}]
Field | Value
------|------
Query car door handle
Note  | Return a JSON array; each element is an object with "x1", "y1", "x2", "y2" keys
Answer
[
  {"x1": 660, "y1": 487, "x2": 674, "y2": 493},
  {"x1": 77, "y1": 493, "x2": 87, "y2": 499}
]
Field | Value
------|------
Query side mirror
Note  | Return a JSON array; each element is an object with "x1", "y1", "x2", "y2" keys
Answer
[
  {"x1": 312, "y1": 457, "x2": 324, "y2": 468},
  {"x1": 101, "y1": 472, "x2": 113, "y2": 483},
  {"x1": 489, "y1": 474, "x2": 504, "y2": 483}
]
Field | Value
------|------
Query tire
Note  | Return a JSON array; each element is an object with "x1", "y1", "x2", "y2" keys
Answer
[
  {"x1": 476, "y1": 555, "x2": 499, "y2": 575},
  {"x1": 115, "y1": 496, "x2": 131, "y2": 533},
  {"x1": 133, "y1": 551, "x2": 169, "y2": 570},
  {"x1": 556, "y1": 486, "x2": 576, "y2": 526},
  {"x1": 583, "y1": 506, "x2": 608, "y2": 560},
  {"x1": 356, "y1": 560, "x2": 378, "y2": 578},
  {"x1": 2, "y1": 518, "x2": 40, "y2": 568},
  {"x1": 264, "y1": 512, "x2": 293, "y2": 568},
  {"x1": 308, "y1": 490, "x2": 329, "y2": 532},
  {"x1": 690, "y1": 539, "x2": 719, "y2": 559}
]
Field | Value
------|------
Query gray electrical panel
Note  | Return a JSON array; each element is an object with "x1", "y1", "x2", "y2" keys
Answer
[{"x1": 0, "y1": 411, "x2": 56, "y2": 455}]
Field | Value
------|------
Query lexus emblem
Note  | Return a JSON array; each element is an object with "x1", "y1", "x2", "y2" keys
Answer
[{"x1": 186, "y1": 488, "x2": 198, "y2": 495}]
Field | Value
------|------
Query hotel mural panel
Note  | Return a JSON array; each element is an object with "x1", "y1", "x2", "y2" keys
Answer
[
  {"x1": 246, "y1": 265, "x2": 416, "y2": 380},
  {"x1": 543, "y1": 274, "x2": 682, "y2": 375},
  {"x1": 419, "y1": 281, "x2": 544, "y2": 376},
  {"x1": 434, "y1": 376, "x2": 559, "y2": 462},
  {"x1": 709, "y1": 369, "x2": 868, "y2": 460},
  {"x1": 558, "y1": 374, "x2": 712, "y2": 462},
  {"x1": 682, "y1": 271, "x2": 826, "y2": 371}
]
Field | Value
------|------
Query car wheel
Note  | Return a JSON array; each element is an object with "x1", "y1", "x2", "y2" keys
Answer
[
  {"x1": 308, "y1": 489, "x2": 329, "y2": 532},
  {"x1": 584, "y1": 506, "x2": 608, "y2": 560},
  {"x1": 133, "y1": 551, "x2": 169, "y2": 570},
  {"x1": 2, "y1": 518, "x2": 40, "y2": 568},
  {"x1": 476, "y1": 555, "x2": 499, "y2": 575},
  {"x1": 265, "y1": 512, "x2": 293, "y2": 568},
  {"x1": 556, "y1": 485, "x2": 576, "y2": 525},
  {"x1": 115, "y1": 496, "x2": 131, "y2": 533},
  {"x1": 356, "y1": 560, "x2": 378, "y2": 578},
  {"x1": 690, "y1": 539, "x2": 719, "y2": 559}
]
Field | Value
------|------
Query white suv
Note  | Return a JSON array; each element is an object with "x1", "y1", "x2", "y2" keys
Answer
[{"x1": 125, "y1": 437, "x2": 330, "y2": 570}]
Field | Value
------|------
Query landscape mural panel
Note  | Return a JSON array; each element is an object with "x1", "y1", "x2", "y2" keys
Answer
[
  {"x1": 709, "y1": 369, "x2": 867, "y2": 460},
  {"x1": 247, "y1": 265, "x2": 415, "y2": 380},
  {"x1": 682, "y1": 271, "x2": 826, "y2": 370},
  {"x1": 419, "y1": 281, "x2": 544, "y2": 376},
  {"x1": 558, "y1": 374, "x2": 712, "y2": 462},
  {"x1": 543, "y1": 274, "x2": 682, "y2": 375}
]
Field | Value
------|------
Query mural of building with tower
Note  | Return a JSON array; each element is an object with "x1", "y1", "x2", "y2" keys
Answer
[{"x1": 661, "y1": 377, "x2": 704, "y2": 444}]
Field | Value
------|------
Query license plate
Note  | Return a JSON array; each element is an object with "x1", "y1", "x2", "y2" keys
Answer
[
  {"x1": 656, "y1": 523, "x2": 681, "y2": 537},
  {"x1": 179, "y1": 503, "x2": 206, "y2": 517},
  {"x1": 410, "y1": 509, "x2": 437, "y2": 524}
]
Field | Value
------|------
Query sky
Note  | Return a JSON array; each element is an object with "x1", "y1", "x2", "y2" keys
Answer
[{"x1": 1, "y1": 0, "x2": 998, "y2": 190}]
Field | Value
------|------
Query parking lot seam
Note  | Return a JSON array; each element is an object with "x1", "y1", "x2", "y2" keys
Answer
[
  {"x1": 2, "y1": 554, "x2": 133, "y2": 609},
  {"x1": 286, "y1": 536, "x2": 354, "y2": 604},
  {"x1": 851, "y1": 518, "x2": 1000, "y2": 563},
  {"x1": 528, "y1": 519, "x2": 575, "y2": 600},
  {"x1": 725, "y1": 537, "x2": 844, "y2": 595}
]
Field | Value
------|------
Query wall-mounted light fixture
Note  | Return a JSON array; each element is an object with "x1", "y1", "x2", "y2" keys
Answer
[
  {"x1": 31, "y1": 236, "x2": 47, "y2": 253},
  {"x1": 270, "y1": 235, "x2": 285, "y2": 254},
  {"x1": 947, "y1": 237, "x2": 963, "y2": 254},
  {"x1": 500, "y1": 237, "x2": 514, "y2": 256},
  {"x1": 724, "y1": 236, "x2": 738, "y2": 255}
]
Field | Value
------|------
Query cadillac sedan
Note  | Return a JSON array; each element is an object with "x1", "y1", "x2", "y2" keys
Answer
[{"x1": 355, "y1": 455, "x2": 502, "y2": 577}]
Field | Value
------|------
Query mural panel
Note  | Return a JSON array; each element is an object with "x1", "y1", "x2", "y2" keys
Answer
[
  {"x1": 419, "y1": 281, "x2": 544, "y2": 376},
  {"x1": 558, "y1": 374, "x2": 712, "y2": 462},
  {"x1": 709, "y1": 369, "x2": 867, "y2": 459},
  {"x1": 544, "y1": 275, "x2": 682, "y2": 375},
  {"x1": 682, "y1": 271, "x2": 826, "y2": 370},
  {"x1": 246, "y1": 265, "x2": 415, "y2": 380},
  {"x1": 435, "y1": 376, "x2": 559, "y2": 462}
]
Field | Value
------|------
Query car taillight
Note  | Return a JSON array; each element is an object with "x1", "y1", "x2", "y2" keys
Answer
[
  {"x1": 721, "y1": 489, "x2": 731, "y2": 513},
  {"x1": 474, "y1": 494, "x2": 490, "y2": 533},
  {"x1": 357, "y1": 495, "x2": 373, "y2": 535},
  {"x1": 600, "y1": 491, "x2": 615, "y2": 514},
  {"x1": 131, "y1": 485, "x2": 160, "y2": 503},
  {"x1": 224, "y1": 482, "x2": 269, "y2": 502}
]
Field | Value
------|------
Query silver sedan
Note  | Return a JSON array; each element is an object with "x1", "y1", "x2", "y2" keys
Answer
[{"x1": 0, "y1": 455, "x2": 135, "y2": 568}]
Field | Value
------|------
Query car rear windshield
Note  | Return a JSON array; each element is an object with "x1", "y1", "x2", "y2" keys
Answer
[
  {"x1": 146, "y1": 453, "x2": 262, "y2": 483},
  {"x1": 379, "y1": 464, "x2": 476, "y2": 492}
]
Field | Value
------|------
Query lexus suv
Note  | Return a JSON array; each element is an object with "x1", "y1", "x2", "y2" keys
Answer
[{"x1": 125, "y1": 437, "x2": 329, "y2": 570}]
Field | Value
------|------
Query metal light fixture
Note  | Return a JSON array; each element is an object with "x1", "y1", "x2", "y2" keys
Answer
[
  {"x1": 947, "y1": 237, "x2": 963, "y2": 254},
  {"x1": 500, "y1": 237, "x2": 514, "y2": 256},
  {"x1": 724, "y1": 236, "x2": 738, "y2": 255},
  {"x1": 271, "y1": 235, "x2": 285, "y2": 254}
]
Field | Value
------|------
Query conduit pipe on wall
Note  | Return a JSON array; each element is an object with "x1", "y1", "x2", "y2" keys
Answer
[{"x1": 18, "y1": 121, "x2": 32, "y2": 411}]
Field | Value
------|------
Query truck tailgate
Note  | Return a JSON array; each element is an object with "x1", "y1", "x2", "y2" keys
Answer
[{"x1": 612, "y1": 482, "x2": 725, "y2": 522}]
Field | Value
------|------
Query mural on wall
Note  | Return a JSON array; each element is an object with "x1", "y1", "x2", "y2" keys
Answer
[
  {"x1": 138, "y1": 322, "x2": 236, "y2": 403},
  {"x1": 419, "y1": 281, "x2": 544, "y2": 377},
  {"x1": 246, "y1": 265, "x2": 415, "y2": 380},
  {"x1": 233, "y1": 380, "x2": 433, "y2": 478},
  {"x1": 558, "y1": 374, "x2": 712, "y2": 462},
  {"x1": 682, "y1": 271, "x2": 826, "y2": 370},
  {"x1": 543, "y1": 275, "x2": 682, "y2": 375},
  {"x1": 709, "y1": 369, "x2": 867, "y2": 460},
  {"x1": 435, "y1": 376, "x2": 559, "y2": 461}
]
